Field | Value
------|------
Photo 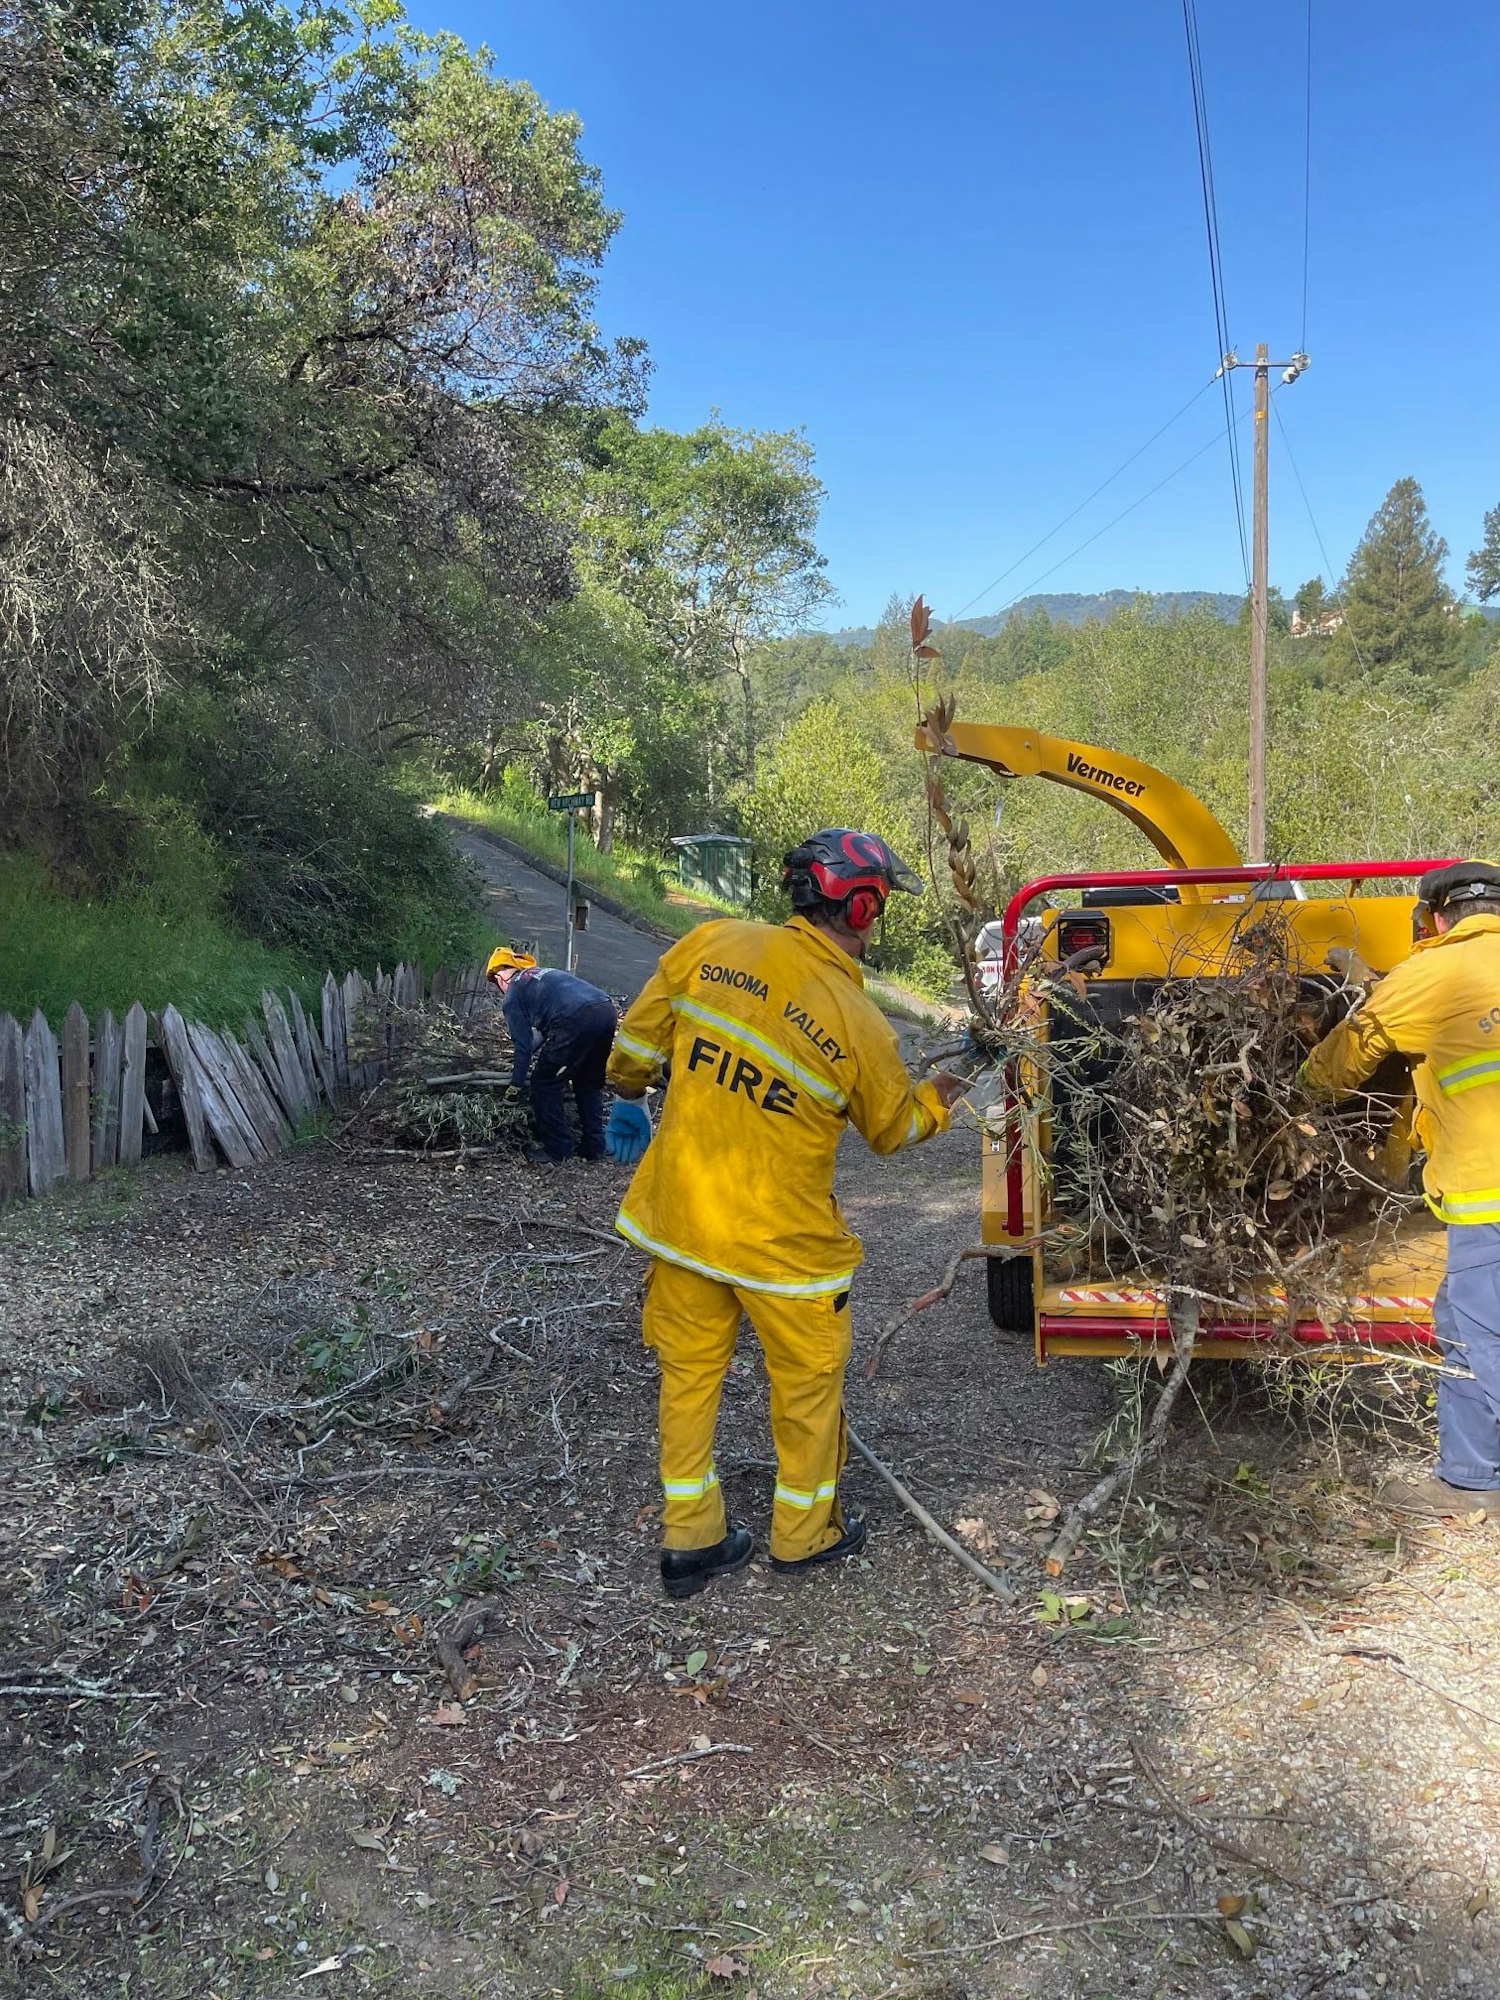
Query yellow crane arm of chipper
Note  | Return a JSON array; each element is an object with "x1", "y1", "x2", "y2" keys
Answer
[{"x1": 921, "y1": 720, "x2": 1242, "y2": 899}]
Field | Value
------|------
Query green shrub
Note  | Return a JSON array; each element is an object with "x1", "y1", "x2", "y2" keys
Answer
[{"x1": 143, "y1": 702, "x2": 489, "y2": 973}]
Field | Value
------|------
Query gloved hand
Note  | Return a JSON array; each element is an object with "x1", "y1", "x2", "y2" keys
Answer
[
  {"x1": 606, "y1": 1098, "x2": 652, "y2": 1165},
  {"x1": 1325, "y1": 946, "x2": 1377, "y2": 988},
  {"x1": 931, "y1": 1071, "x2": 967, "y2": 1110}
]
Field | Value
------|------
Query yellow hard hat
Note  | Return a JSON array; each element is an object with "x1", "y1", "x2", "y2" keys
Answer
[{"x1": 485, "y1": 946, "x2": 538, "y2": 980}]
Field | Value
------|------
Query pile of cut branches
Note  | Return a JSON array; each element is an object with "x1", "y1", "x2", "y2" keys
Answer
[
  {"x1": 354, "y1": 1002, "x2": 533, "y2": 1154},
  {"x1": 1045, "y1": 907, "x2": 1417, "y2": 1330}
]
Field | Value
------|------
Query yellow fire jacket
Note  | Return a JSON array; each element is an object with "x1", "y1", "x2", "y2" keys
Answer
[
  {"x1": 1300, "y1": 912, "x2": 1500, "y2": 1224},
  {"x1": 606, "y1": 915, "x2": 951, "y2": 1294}
]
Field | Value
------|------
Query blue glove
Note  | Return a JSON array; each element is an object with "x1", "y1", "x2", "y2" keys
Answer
[{"x1": 606, "y1": 1098, "x2": 652, "y2": 1165}]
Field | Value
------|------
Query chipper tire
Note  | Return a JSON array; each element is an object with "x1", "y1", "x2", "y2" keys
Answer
[{"x1": 986, "y1": 1251, "x2": 1035, "y2": 1337}]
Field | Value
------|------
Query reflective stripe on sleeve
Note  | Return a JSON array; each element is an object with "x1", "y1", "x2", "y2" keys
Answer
[
  {"x1": 670, "y1": 996, "x2": 847, "y2": 1110},
  {"x1": 1437, "y1": 1055, "x2": 1500, "y2": 1097},
  {"x1": 774, "y1": 1479, "x2": 839, "y2": 1510},
  {"x1": 614, "y1": 1029, "x2": 668, "y2": 1067},
  {"x1": 615, "y1": 1208, "x2": 855, "y2": 1298}
]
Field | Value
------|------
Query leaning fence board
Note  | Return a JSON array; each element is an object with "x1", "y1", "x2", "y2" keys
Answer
[
  {"x1": 92, "y1": 1009, "x2": 123, "y2": 1172},
  {"x1": 222, "y1": 1028, "x2": 292, "y2": 1151},
  {"x1": 322, "y1": 974, "x2": 349, "y2": 1095},
  {"x1": 292, "y1": 990, "x2": 335, "y2": 1107},
  {"x1": 118, "y1": 1004, "x2": 148, "y2": 1166},
  {"x1": 0, "y1": 1015, "x2": 26, "y2": 1199},
  {"x1": 157, "y1": 1007, "x2": 221, "y2": 1171},
  {"x1": 179, "y1": 1021, "x2": 255, "y2": 1166},
  {"x1": 430, "y1": 965, "x2": 453, "y2": 1010},
  {"x1": 24, "y1": 1011, "x2": 66, "y2": 1194},
  {"x1": 342, "y1": 971, "x2": 369, "y2": 1091},
  {"x1": 62, "y1": 1002, "x2": 91, "y2": 1182},
  {"x1": 262, "y1": 992, "x2": 311, "y2": 1116},
  {"x1": 185, "y1": 1022, "x2": 268, "y2": 1165},
  {"x1": 244, "y1": 1013, "x2": 300, "y2": 1127},
  {"x1": 373, "y1": 968, "x2": 393, "y2": 1076}
]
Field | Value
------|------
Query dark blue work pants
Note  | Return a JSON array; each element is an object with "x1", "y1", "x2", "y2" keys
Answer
[
  {"x1": 530, "y1": 1003, "x2": 616, "y2": 1161},
  {"x1": 1434, "y1": 1223, "x2": 1500, "y2": 1489}
]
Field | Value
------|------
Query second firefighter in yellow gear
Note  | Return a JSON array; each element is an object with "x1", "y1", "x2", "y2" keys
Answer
[
  {"x1": 1300, "y1": 906, "x2": 1500, "y2": 1226},
  {"x1": 1301, "y1": 861, "x2": 1500, "y2": 1517},
  {"x1": 605, "y1": 827, "x2": 963, "y2": 1595}
]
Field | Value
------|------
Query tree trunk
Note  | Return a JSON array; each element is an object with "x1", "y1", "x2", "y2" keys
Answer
[
  {"x1": 596, "y1": 771, "x2": 620, "y2": 855},
  {"x1": 730, "y1": 627, "x2": 755, "y2": 786}
]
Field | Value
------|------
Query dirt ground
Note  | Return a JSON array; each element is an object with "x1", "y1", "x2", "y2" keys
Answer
[{"x1": 4, "y1": 1119, "x2": 1500, "y2": 2000}]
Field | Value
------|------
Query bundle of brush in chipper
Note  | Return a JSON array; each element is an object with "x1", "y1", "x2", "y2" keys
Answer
[{"x1": 1035, "y1": 910, "x2": 1421, "y2": 1336}]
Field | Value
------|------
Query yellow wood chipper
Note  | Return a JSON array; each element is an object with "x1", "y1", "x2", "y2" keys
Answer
[{"x1": 924, "y1": 717, "x2": 1454, "y2": 1364}]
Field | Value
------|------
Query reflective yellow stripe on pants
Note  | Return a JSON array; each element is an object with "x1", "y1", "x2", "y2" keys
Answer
[{"x1": 643, "y1": 1257, "x2": 852, "y2": 1562}]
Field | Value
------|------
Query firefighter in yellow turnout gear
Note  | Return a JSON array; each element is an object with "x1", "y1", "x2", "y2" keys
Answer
[
  {"x1": 605, "y1": 829, "x2": 964, "y2": 1599},
  {"x1": 1302, "y1": 861, "x2": 1500, "y2": 1518}
]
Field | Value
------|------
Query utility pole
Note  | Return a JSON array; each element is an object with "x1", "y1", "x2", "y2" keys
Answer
[{"x1": 1221, "y1": 344, "x2": 1309, "y2": 863}]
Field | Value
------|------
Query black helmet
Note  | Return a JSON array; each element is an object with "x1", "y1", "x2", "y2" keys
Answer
[
  {"x1": 781, "y1": 828, "x2": 923, "y2": 915},
  {"x1": 1416, "y1": 860, "x2": 1500, "y2": 921}
]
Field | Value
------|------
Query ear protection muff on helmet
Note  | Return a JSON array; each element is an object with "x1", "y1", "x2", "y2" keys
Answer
[{"x1": 844, "y1": 887, "x2": 884, "y2": 933}]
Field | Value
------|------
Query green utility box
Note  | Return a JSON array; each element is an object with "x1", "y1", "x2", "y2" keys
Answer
[{"x1": 670, "y1": 833, "x2": 752, "y2": 907}]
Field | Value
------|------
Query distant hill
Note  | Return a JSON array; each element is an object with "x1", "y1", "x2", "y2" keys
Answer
[
  {"x1": 821, "y1": 591, "x2": 1250, "y2": 649},
  {"x1": 819, "y1": 589, "x2": 1500, "y2": 648}
]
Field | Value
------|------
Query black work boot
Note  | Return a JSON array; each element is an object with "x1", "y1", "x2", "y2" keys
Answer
[
  {"x1": 660, "y1": 1526, "x2": 754, "y2": 1600},
  {"x1": 769, "y1": 1515, "x2": 868, "y2": 1574}
]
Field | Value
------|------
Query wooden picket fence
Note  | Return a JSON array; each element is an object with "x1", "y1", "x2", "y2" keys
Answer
[{"x1": 0, "y1": 961, "x2": 495, "y2": 1203}]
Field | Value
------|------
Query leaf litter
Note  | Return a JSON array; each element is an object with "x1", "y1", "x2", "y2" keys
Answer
[{"x1": 1, "y1": 1120, "x2": 1499, "y2": 1993}]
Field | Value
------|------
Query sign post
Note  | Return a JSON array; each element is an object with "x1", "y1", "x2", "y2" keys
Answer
[{"x1": 547, "y1": 791, "x2": 596, "y2": 971}]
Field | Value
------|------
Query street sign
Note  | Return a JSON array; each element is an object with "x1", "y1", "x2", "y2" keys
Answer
[{"x1": 548, "y1": 791, "x2": 595, "y2": 812}]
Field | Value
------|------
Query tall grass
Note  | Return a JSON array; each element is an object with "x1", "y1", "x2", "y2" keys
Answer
[{"x1": 0, "y1": 856, "x2": 317, "y2": 1027}]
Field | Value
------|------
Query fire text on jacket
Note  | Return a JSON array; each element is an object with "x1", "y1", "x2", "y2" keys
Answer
[{"x1": 686, "y1": 1036, "x2": 798, "y2": 1115}]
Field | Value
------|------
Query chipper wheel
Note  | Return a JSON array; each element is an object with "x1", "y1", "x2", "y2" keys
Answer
[{"x1": 986, "y1": 1251, "x2": 1035, "y2": 1337}]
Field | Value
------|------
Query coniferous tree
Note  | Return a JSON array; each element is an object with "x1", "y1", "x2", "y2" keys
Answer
[
  {"x1": 1467, "y1": 502, "x2": 1500, "y2": 603},
  {"x1": 1294, "y1": 576, "x2": 1328, "y2": 628},
  {"x1": 1329, "y1": 477, "x2": 1463, "y2": 681}
]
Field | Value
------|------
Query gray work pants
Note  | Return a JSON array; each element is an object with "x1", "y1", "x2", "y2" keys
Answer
[{"x1": 1434, "y1": 1222, "x2": 1500, "y2": 1489}]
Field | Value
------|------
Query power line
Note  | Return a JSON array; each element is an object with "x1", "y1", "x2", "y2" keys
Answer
[
  {"x1": 1181, "y1": 0, "x2": 1251, "y2": 589},
  {"x1": 1272, "y1": 397, "x2": 1368, "y2": 674},
  {"x1": 948, "y1": 375, "x2": 1219, "y2": 622},
  {"x1": 978, "y1": 394, "x2": 1263, "y2": 625},
  {"x1": 1301, "y1": 0, "x2": 1313, "y2": 350}
]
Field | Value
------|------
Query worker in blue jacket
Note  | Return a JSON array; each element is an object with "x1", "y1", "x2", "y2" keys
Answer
[{"x1": 486, "y1": 948, "x2": 618, "y2": 1163}]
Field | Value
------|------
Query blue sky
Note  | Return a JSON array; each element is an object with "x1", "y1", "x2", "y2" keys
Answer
[{"x1": 411, "y1": 0, "x2": 1499, "y2": 630}]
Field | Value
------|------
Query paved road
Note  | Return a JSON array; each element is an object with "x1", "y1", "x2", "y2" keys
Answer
[{"x1": 444, "y1": 817, "x2": 669, "y2": 999}]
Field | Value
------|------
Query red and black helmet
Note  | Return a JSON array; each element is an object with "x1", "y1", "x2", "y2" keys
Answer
[{"x1": 782, "y1": 828, "x2": 923, "y2": 929}]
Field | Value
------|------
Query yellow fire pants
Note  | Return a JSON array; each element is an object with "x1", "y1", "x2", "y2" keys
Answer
[{"x1": 642, "y1": 1258, "x2": 852, "y2": 1563}]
